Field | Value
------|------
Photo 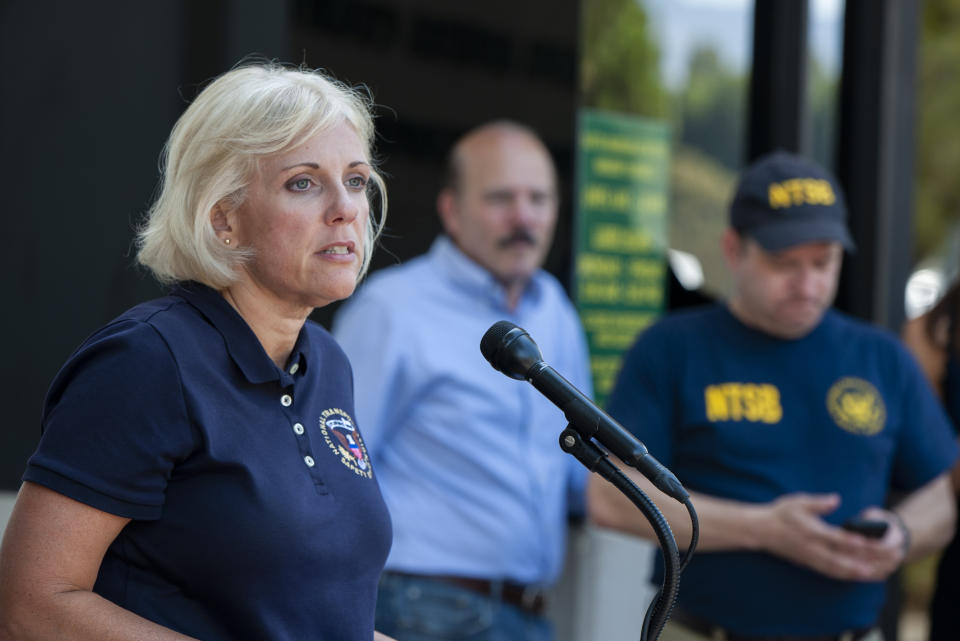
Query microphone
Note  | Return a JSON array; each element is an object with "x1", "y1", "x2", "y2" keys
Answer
[{"x1": 480, "y1": 320, "x2": 688, "y2": 501}]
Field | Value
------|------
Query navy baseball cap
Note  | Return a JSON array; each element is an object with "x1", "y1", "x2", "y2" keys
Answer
[{"x1": 730, "y1": 151, "x2": 855, "y2": 252}]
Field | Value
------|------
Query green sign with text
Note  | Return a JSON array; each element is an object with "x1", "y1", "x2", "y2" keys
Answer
[{"x1": 575, "y1": 109, "x2": 671, "y2": 404}]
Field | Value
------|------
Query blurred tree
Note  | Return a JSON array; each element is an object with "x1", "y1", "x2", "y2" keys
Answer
[
  {"x1": 666, "y1": 46, "x2": 744, "y2": 297},
  {"x1": 579, "y1": 0, "x2": 749, "y2": 297},
  {"x1": 914, "y1": 0, "x2": 960, "y2": 262},
  {"x1": 675, "y1": 46, "x2": 747, "y2": 171},
  {"x1": 580, "y1": 0, "x2": 668, "y2": 117},
  {"x1": 808, "y1": 55, "x2": 839, "y2": 172},
  {"x1": 669, "y1": 146, "x2": 737, "y2": 297}
]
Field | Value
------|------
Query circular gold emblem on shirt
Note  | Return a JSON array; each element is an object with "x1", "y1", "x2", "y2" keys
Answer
[
  {"x1": 319, "y1": 408, "x2": 373, "y2": 479},
  {"x1": 826, "y1": 377, "x2": 886, "y2": 435}
]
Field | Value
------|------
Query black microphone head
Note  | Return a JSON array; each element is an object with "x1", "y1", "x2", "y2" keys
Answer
[{"x1": 480, "y1": 321, "x2": 543, "y2": 380}]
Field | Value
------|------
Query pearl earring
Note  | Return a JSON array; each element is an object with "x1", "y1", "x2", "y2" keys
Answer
[{"x1": 224, "y1": 238, "x2": 231, "y2": 245}]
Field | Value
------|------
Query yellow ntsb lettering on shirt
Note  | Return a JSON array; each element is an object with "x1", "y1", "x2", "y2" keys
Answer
[
  {"x1": 704, "y1": 383, "x2": 783, "y2": 424},
  {"x1": 768, "y1": 178, "x2": 836, "y2": 209}
]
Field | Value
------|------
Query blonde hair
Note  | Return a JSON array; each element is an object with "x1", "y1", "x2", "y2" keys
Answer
[{"x1": 137, "y1": 61, "x2": 387, "y2": 288}]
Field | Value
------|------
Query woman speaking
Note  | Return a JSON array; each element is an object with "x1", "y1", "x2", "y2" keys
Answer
[{"x1": 0, "y1": 61, "x2": 394, "y2": 641}]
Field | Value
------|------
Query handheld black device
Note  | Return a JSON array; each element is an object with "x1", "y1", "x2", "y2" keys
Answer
[{"x1": 842, "y1": 518, "x2": 889, "y2": 539}]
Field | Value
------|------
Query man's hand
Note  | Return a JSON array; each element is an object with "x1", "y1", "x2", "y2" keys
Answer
[
  {"x1": 847, "y1": 507, "x2": 910, "y2": 581},
  {"x1": 590, "y1": 461, "x2": 953, "y2": 583},
  {"x1": 756, "y1": 493, "x2": 904, "y2": 582}
]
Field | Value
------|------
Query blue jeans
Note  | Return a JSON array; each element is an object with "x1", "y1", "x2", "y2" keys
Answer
[{"x1": 375, "y1": 572, "x2": 553, "y2": 641}]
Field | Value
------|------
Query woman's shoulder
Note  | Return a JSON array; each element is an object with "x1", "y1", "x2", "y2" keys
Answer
[
  {"x1": 63, "y1": 293, "x2": 205, "y2": 378},
  {"x1": 42, "y1": 298, "x2": 195, "y2": 424}
]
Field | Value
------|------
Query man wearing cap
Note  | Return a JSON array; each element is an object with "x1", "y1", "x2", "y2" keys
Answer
[{"x1": 589, "y1": 151, "x2": 958, "y2": 641}]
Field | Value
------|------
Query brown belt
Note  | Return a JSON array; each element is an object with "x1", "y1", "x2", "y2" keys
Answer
[
  {"x1": 387, "y1": 571, "x2": 547, "y2": 615},
  {"x1": 670, "y1": 609, "x2": 874, "y2": 641}
]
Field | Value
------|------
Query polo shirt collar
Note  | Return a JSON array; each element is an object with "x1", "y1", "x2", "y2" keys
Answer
[
  {"x1": 173, "y1": 281, "x2": 311, "y2": 385},
  {"x1": 430, "y1": 235, "x2": 543, "y2": 310}
]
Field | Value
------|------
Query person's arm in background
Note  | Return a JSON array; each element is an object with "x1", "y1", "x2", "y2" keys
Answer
[
  {"x1": 0, "y1": 482, "x2": 199, "y2": 641},
  {"x1": 871, "y1": 472, "x2": 955, "y2": 562},
  {"x1": 589, "y1": 464, "x2": 952, "y2": 583}
]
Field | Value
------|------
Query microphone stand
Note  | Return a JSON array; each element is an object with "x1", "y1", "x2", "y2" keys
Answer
[
  {"x1": 477, "y1": 320, "x2": 698, "y2": 638},
  {"x1": 559, "y1": 426, "x2": 689, "y2": 641}
]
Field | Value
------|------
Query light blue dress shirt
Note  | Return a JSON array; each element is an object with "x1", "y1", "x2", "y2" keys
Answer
[{"x1": 333, "y1": 236, "x2": 593, "y2": 585}]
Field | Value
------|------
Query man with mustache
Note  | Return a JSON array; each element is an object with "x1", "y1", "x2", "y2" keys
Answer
[
  {"x1": 590, "y1": 151, "x2": 958, "y2": 641},
  {"x1": 333, "y1": 121, "x2": 591, "y2": 641}
]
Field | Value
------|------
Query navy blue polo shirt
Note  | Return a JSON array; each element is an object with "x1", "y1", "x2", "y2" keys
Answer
[
  {"x1": 607, "y1": 304, "x2": 958, "y2": 636},
  {"x1": 25, "y1": 282, "x2": 392, "y2": 641}
]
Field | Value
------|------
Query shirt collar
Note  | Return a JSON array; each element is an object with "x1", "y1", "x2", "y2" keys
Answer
[
  {"x1": 173, "y1": 281, "x2": 311, "y2": 385},
  {"x1": 430, "y1": 235, "x2": 544, "y2": 310}
]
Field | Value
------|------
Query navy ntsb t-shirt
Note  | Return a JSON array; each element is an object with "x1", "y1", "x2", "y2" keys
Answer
[
  {"x1": 608, "y1": 304, "x2": 958, "y2": 636},
  {"x1": 25, "y1": 282, "x2": 392, "y2": 641}
]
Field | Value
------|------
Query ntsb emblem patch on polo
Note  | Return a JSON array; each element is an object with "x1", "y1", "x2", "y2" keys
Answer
[
  {"x1": 826, "y1": 377, "x2": 886, "y2": 435},
  {"x1": 319, "y1": 408, "x2": 373, "y2": 478}
]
